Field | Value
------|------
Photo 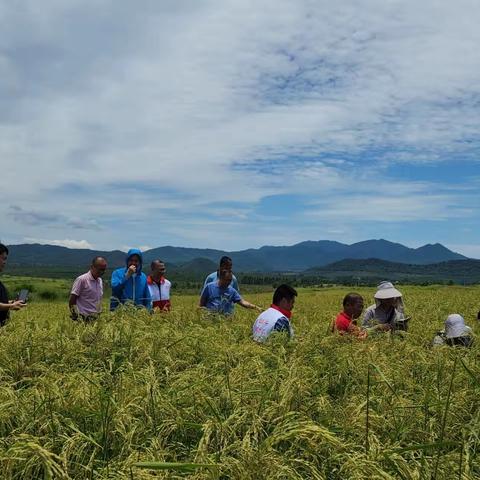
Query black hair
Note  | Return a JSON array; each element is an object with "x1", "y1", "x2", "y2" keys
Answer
[
  {"x1": 219, "y1": 256, "x2": 232, "y2": 267},
  {"x1": 91, "y1": 256, "x2": 106, "y2": 266},
  {"x1": 151, "y1": 259, "x2": 165, "y2": 270},
  {"x1": 0, "y1": 243, "x2": 9, "y2": 256},
  {"x1": 343, "y1": 292, "x2": 363, "y2": 307},
  {"x1": 273, "y1": 284, "x2": 297, "y2": 305}
]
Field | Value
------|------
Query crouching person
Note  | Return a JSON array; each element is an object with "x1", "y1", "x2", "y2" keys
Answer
[
  {"x1": 252, "y1": 284, "x2": 297, "y2": 343},
  {"x1": 335, "y1": 293, "x2": 367, "y2": 338},
  {"x1": 433, "y1": 314, "x2": 474, "y2": 347}
]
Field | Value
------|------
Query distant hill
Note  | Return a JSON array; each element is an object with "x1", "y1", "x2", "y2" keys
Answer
[
  {"x1": 176, "y1": 258, "x2": 217, "y2": 276},
  {"x1": 7, "y1": 244, "x2": 126, "y2": 268},
  {"x1": 306, "y1": 258, "x2": 480, "y2": 284},
  {"x1": 6, "y1": 239, "x2": 468, "y2": 273},
  {"x1": 143, "y1": 239, "x2": 467, "y2": 271}
]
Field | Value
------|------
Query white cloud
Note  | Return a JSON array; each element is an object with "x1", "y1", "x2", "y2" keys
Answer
[
  {"x1": 24, "y1": 238, "x2": 94, "y2": 249},
  {"x1": 0, "y1": 0, "x2": 479, "y2": 250},
  {"x1": 447, "y1": 245, "x2": 480, "y2": 259}
]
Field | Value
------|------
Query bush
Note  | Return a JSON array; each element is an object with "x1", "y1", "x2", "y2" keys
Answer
[
  {"x1": 37, "y1": 289, "x2": 58, "y2": 301},
  {"x1": 15, "y1": 283, "x2": 35, "y2": 293}
]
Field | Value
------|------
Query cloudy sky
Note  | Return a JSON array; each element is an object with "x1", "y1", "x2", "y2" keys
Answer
[{"x1": 1, "y1": 0, "x2": 479, "y2": 256}]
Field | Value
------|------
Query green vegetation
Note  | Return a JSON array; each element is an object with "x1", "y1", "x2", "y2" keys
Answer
[{"x1": 0, "y1": 286, "x2": 479, "y2": 479}]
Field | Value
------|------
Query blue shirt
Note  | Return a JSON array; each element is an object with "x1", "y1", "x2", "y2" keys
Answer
[
  {"x1": 200, "y1": 282, "x2": 242, "y2": 315},
  {"x1": 203, "y1": 271, "x2": 239, "y2": 293}
]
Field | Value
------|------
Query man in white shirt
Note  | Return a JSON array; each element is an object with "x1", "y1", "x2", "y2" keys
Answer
[
  {"x1": 147, "y1": 260, "x2": 172, "y2": 311},
  {"x1": 252, "y1": 284, "x2": 297, "y2": 342}
]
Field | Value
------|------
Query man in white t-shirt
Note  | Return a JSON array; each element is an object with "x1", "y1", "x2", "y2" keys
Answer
[
  {"x1": 252, "y1": 284, "x2": 297, "y2": 342},
  {"x1": 147, "y1": 259, "x2": 172, "y2": 311}
]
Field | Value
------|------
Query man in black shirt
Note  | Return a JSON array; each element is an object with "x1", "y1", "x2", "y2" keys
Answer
[{"x1": 0, "y1": 243, "x2": 26, "y2": 326}]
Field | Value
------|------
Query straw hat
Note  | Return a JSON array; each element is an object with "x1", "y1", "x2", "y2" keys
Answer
[
  {"x1": 374, "y1": 281, "x2": 402, "y2": 300},
  {"x1": 445, "y1": 314, "x2": 472, "y2": 338}
]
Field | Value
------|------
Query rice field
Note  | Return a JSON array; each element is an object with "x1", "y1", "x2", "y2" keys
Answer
[{"x1": 0, "y1": 285, "x2": 479, "y2": 479}]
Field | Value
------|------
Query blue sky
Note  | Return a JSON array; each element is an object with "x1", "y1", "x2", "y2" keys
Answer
[{"x1": 0, "y1": 0, "x2": 479, "y2": 257}]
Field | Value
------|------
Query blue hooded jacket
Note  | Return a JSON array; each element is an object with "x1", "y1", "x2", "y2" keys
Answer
[{"x1": 110, "y1": 248, "x2": 152, "y2": 311}]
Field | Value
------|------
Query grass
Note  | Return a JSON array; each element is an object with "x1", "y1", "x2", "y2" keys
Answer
[{"x1": 0, "y1": 285, "x2": 479, "y2": 479}]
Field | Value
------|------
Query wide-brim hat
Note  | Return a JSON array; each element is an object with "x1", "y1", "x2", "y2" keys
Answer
[
  {"x1": 445, "y1": 314, "x2": 471, "y2": 338},
  {"x1": 374, "y1": 281, "x2": 402, "y2": 300}
]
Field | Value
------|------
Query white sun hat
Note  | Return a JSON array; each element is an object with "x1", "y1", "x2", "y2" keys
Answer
[
  {"x1": 445, "y1": 314, "x2": 472, "y2": 338},
  {"x1": 374, "y1": 281, "x2": 403, "y2": 300}
]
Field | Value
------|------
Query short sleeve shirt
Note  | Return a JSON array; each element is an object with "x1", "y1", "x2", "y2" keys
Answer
[
  {"x1": 335, "y1": 311, "x2": 353, "y2": 332},
  {"x1": 71, "y1": 271, "x2": 103, "y2": 315},
  {"x1": 201, "y1": 282, "x2": 241, "y2": 315},
  {"x1": 203, "y1": 272, "x2": 240, "y2": 293}
]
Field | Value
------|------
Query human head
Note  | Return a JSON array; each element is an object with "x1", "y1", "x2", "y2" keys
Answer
[
  {"x1": 219, "y1": 256, "x2": 233, "y2": 271},
  {"x1": 272, "y1": 284, "x2": 297, "y2": 312},
  {"x1": 128, "y1": 255, "x2": 141, "y2": 268},
  {"x1": 0, "y1": 243, "x2": 8, "y2": 273},
  {"x1": 218, "y1": 268, "x2": 233, "y2": 287},
  {"x1": 90, "y1": 256, "x2": 107, "y2": 279},
  {"x1": 445, "y1": 314, "x2": 470, "y2": 338},
  {"x1": 151, "y1": 259, "x2": 166, "y2": 281},
  {"x1": 343, "y1": 293, "x2": 364, "y2": 319},
  {"x1": 126, "y1": 249, "x2": 143, "y2": 272},
  {"x1": 374, "y1": 281, "x2": 402, "y2": 309}
]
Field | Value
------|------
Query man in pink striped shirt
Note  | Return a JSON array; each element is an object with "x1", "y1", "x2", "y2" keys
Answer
[{"x1": 69, "y1": 256, "x2": 107, "y2": 321}]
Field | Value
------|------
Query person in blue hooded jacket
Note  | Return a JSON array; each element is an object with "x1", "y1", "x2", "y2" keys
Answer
[{"x1": 110, "y1": 249, "x2": 152, "y2": 311}]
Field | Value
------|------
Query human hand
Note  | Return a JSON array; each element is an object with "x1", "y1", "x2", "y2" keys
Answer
[
  {"x1": 9, "y1": 300, "x2": 26, "y2": 311},
  {"x1": 377, "y1": 324, "x2": 391, "y2": 332},
  {"x1": 126, "y1": 265, "x2": 137, "y2": 278}
]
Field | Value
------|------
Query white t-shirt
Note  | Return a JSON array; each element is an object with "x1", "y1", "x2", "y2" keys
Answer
[
  {"x1": 252, "y1": 306, "x2": 293, "y2": 343},
  {"x1": 148, "y1": 278, "x2": 171, "y2": 302}
]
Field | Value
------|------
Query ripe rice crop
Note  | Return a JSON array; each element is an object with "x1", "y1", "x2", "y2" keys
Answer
[{"x1": 0, "y1": 285, "x2": 479, "y2": 479}]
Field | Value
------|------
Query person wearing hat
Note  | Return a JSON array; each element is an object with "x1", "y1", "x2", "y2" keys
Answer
[
  {"x1": 362, "y1": 281, "x2": 407, "y2": 331},
  {"x1": 432, "y1": 314, "x2": 474, "y2": 347}
]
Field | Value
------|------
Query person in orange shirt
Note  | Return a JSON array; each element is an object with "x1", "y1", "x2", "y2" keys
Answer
[{"x1": 335, "y1": 292, "x2": 367, "y2": 338}]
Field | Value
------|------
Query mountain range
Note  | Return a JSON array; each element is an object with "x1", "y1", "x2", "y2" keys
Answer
[
  {"x1": 6, "y1": 239, "x2": 467, "y2": 272},
  {"x1": 306, "y1": 258, "x2": 480, "y2": 284}
]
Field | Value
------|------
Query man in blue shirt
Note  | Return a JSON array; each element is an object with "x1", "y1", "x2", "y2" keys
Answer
[
  {"x1": 202, "y1": 256, "x2": 239, "y2": 292},
  {"x1": 200, "y1": 269, "x2": 259, "y2": 315}
]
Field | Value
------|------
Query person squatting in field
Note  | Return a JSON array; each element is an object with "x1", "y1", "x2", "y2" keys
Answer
[
  {"x1": 0, "y1": 243, "x2": 27, "y2": 327},
  {"x1": 147, "y1": 259, "x2": 172, "y2": 312},
  {"x1": 69, "y1": 256, "x2": 107, "y2": 322},
  {"x1": 334, "y1": 292, "x2": 367, "y2": 338},
  {"x1": 432, "y1": 314, "x2": 474, "y2": 348},
  {"x1": 200, "y1": 268, "x2": 259, "y2": 315},
  {"x1": 252, "y1": 284, "x2": 297, "y2": 342},
  {"x1": 362, "y1": 281, "x2": 408, "y2": 332},
  {"x1": 110, "y1": 248, "x2": 152, "y2": 311}
]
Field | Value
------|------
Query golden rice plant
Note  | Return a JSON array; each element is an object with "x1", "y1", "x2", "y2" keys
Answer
[{"x1": 0, "y1": 285, "x2": 478, "y2": 479}]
